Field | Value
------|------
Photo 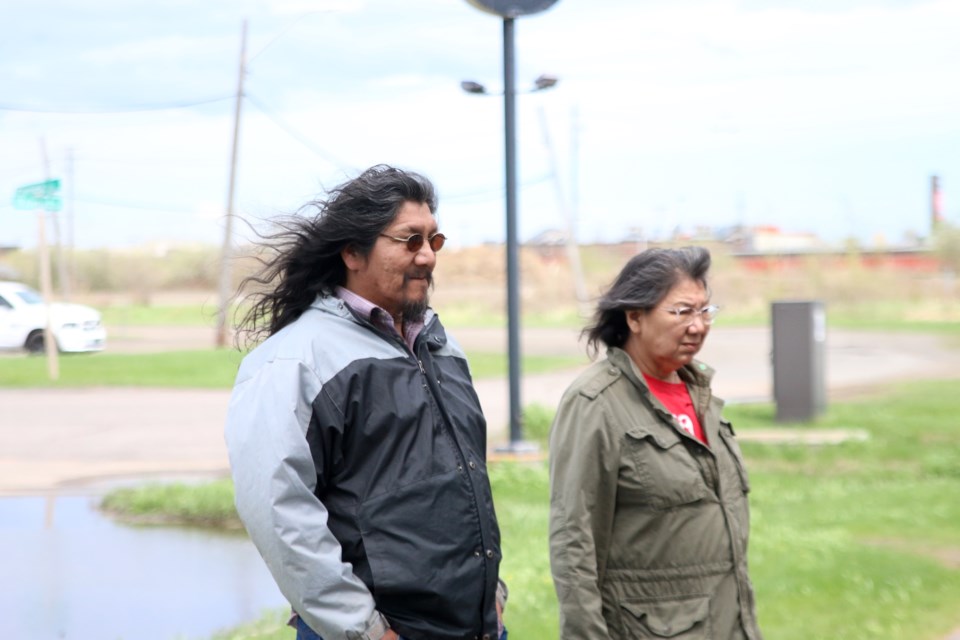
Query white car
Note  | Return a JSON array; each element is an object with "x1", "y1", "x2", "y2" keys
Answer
[{"x1": 0, "y1": 281, "x2": 107, "y2": 354}]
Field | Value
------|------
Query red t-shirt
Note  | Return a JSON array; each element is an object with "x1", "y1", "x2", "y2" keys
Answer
[{"x1": 643, "y1": 374, "x2": 708, "y2": 445}]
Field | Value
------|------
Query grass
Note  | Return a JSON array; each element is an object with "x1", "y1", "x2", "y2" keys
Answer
[
  {"x1": 210, "y1": 609, "x2": 293, "y2": 640},
  {"x1": 96, "y1": 300, "x2": 589, "y2": 330},
  {"x1": 103, "y1": 379, "x2": 960, "y2": 640},
  {"x1": 95, "y1": 300, "x2": 960, "y2": 335},
  {"x1": 100, "y1": 303, "x2": 227, "y2": 327},
  {"x1": 0, "y1": 350, "x2": 246, "y2": 388},
  {"x1": 101, "y1": 477, "x2": 242, "y2": 529},
  {"x1": 709, "y1": 304, "x2": 960, "y2": 334},
  {"x1": 437, "y1": 304, "x2": 588, "y2": 329},
  {"x1": 0, "y1": 350, "x2": 585, "y2": 388},
  {"x1": 727, "y1": 383, "x2": 960, "y2": 640}
]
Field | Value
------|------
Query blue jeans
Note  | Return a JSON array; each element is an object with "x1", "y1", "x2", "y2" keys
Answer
[{"x1": 295, "y1": 616, "x2": 508, "y2": 640}]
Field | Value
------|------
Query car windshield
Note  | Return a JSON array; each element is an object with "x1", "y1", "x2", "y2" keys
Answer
[{"x1": 15, "y1": 288, "x2": 44, "y2": 305}]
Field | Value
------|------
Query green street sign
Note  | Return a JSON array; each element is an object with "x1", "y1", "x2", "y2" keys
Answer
[{"x1": 13, "y1": 179, "x2": 62, "y2": 211}]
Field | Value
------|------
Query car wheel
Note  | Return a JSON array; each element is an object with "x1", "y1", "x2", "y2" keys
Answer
[{"x1": 24, "y1": 331, "x2": 46, "y2": 355}]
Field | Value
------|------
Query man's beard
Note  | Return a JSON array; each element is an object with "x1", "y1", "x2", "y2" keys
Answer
[
  {"x1": 401, "y1": 270, "x2": 433, "y2": 324},
  {"x1": 401, "y1": 298, "x2": 429, "y2": 325}
]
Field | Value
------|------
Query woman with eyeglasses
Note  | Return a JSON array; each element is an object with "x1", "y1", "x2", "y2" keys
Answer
[{"x1": 548, "y1": 246, "x2": 763, "y2": 640}]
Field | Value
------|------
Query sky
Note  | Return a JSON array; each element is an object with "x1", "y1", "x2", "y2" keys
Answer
[{"x1": 1, "y1": 0, "x2": 959, "y2": 250}]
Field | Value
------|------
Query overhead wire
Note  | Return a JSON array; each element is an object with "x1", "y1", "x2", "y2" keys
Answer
[
  {"x1": 0, "y1": 14, "x2": 538, "y2": 219},
  {"x1": 244, "y1": 92, "x2": 353, "y2": 171},
  {"x1": 72, "y1": 197, "x2": 199, "y2": 214},
  {"x1": 0, "y1": 95, "x2": 234, "y2": 114},
  {"x1": 442, "y1": 174, "x2": 554, "y2": 203},
  {"x1": 246, "y1": 10, "x2": 328, "y2": 66}
]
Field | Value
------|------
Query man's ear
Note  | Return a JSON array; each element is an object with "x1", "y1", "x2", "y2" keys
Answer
[{"x1": 341, "y1": 244, "x2": 363, "y2": 271}]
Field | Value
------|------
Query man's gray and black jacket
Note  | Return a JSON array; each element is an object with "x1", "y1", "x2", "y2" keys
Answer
[{"x1": 225, "y1": 295, "x2": 502, "y2": 640}]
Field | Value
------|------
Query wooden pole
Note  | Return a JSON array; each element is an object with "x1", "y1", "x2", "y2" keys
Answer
[
  {"x1": 64, "y1": 148, "x2": 75, "y2": 301},
  {"x1": 215, "y1": 19, "x2": 248, "y2": 349},
  {"x1": 37, "y1": 138, "x2": 60, "y2": 379},
  {"x1": 39, "y1": 138, "x2": 69, "y2": 300},
  {"x1": 537, "y1": 105, "x2": 590, "y2": 317},
  {"x1": 37, "y1": 207, "x2": 59, "y2": 380}
]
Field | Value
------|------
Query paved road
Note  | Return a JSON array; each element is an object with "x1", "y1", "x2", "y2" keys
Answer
[{"x1": 1, "y1": 327, "x2": 957, "y2": 496}]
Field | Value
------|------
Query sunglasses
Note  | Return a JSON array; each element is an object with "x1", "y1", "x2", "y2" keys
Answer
[{"x1": 379, "y1": 232, "x2": 446, "y2": 253}]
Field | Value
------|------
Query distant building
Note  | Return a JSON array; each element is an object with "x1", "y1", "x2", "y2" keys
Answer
[
  {"x1": 731, "y1": 246, "x2": 940, "y2": 274},
  {"x1": 527, "y1": 228, "x2": 569, "y2": 261},
  {"x1": 727, "y1": 225, "x2": 826, "y2": 254}
]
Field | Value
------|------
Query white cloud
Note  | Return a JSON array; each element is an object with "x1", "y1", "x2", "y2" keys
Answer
[{"x1": 1, "y1": 0, "x2": 958, "y2": 250}]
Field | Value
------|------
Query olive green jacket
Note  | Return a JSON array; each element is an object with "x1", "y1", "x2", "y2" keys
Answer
[{"x1": 549, "y1": 348, "x2": 762, "y2": 639}]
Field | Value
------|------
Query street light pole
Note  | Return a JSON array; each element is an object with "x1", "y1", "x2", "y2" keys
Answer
[
  {"x1": 462, "y1": 0, "x2": 560, "y2": 450},
  {"x1": 461, "y1": 72, "x2": 559, "y2": 450},
  {"x1": 460, "y1": 70, "x2": 558, "y2": 448},
  {"x1": 501, "y1": 16, "x2": 524, "y2": 446}
]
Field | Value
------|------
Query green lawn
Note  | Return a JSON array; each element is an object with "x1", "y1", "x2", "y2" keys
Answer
[
  {"x1": 100, "y1": 304, "x2": 228, "y2": 327},
  {"x1": 99, "y1": 300, "x2": 960, "y2": 335},
  {"x1": 0, "y1": 350, "x2": 585, "y2": 387},
  {"x1": 103, "y1": 379, "x2": 960, "y2": 640}
]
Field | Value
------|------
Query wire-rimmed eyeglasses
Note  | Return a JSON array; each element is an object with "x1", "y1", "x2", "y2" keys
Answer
[
  {"x1": 663, "y1": 304, "x2": 721, "y2": 326},
  {"x1": 379, "y1": 232, "x2": 446, "y2": 253}
]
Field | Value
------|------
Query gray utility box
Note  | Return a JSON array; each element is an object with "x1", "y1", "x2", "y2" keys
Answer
[{"x1": 771, "y1": 300, "x2": 826, "y2": 422}]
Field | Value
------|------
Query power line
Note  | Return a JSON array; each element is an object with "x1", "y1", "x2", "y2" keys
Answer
[
  {"x1": 443, "y1": 174, "x2": 553, "y2": 203},
  {"x1": 247, "y1": 11, "x2": 326, "y2": 65},
  {"x1": 0, "y1": 199, "x2": 195, "y2": 215},
  {"x1": 72, "y1": 197, "x2": 198, "y2": 214},
  {"x1": 0, "y1": 95, "x2": 234, "y2": 114},
  {"x1": 244, "y1": 92, "x2": 352, "y2": 171}
]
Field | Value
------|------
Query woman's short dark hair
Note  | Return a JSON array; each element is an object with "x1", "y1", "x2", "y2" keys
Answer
[
  {"x1": 235, "y1": 164, "x2": 437, "y2": 348},
  {"x1": 584, "y1": 246, "x2": 711, "y2": 357}
]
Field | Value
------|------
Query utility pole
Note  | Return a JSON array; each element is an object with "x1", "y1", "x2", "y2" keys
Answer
[
  {"x1": 64, "y1": 147, "x2": 74, "y2": 301},
  {"x1": 215, "y1": 19, "x2": 248, "y2": 349},
  {"x1": 37, "y1": 139, "x2": 60, "y2": 379},
  {"x1": 37, "y1": 202, "x2": 59, "y2": 380},
  {"x1": 12, "y1": 177, "x2": 62, "y2": 380},
  {"x1": 570, "y1": 105, "x2": 580, "y2": 243},
  {"x1": 39, "y1": 139, "x2": 69, "y2": 300},
  {"x1": 537, "y1": 105, "x2": 590, "y2": 317}
]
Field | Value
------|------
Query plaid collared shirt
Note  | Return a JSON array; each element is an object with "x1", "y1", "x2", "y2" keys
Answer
[{"x1": 335, "y1": 286, "x2": 424, "y2": 352}]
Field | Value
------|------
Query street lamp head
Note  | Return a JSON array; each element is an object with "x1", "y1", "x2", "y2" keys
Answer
[
  {"x1": 465, "y1": 0, "x2": 561, "y2": 18},
  {"x1": 461, "y1": 75, "x2": 558, "y2": 96},
  {"x1": 460, "y1": 80, "x2": 488, "y2": 95},
  {"x1": 533, "y1": 73, "x2": 558, "y2": 91}
]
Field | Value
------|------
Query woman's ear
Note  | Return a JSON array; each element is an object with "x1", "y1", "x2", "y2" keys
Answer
[{"x1": 625, "y1": 309, "x2": 644, "y2": 334}]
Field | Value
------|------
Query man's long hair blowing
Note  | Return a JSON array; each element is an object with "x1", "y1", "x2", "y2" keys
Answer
[{"x1": 235, "y1": 164, "x2": 438, "y2": 349}]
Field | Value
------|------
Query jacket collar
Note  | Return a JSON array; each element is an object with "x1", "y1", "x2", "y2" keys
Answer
[
  {"x1": 607, "y1": 347, "x2": 720, "y2": 448},
  {"x1": 606, "y1": 346, "x2": 714, "y2": 389},
  {"x1": 312, "y1": 293, "x2": 437, "y2": 327},
  {"x1": 312, "y1": 293, "x2": 443, "y2": 349}
]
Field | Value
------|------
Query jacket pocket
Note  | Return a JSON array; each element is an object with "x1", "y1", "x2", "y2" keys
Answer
[
  {"x1": 619, "y1": 594, "x2": 711, "y2": 638},
  {"x1": 623, "y1": 425, "x2": 707, "y2": 510}
]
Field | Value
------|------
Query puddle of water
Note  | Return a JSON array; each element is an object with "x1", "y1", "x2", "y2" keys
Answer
[{"x1": 0, "y1": 495, "x2": 287, "y2": 640}]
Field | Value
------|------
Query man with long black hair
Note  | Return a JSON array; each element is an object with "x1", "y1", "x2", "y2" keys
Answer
[{"x1": 225, "y1": 165, "x2": 506, "y2": 640}]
